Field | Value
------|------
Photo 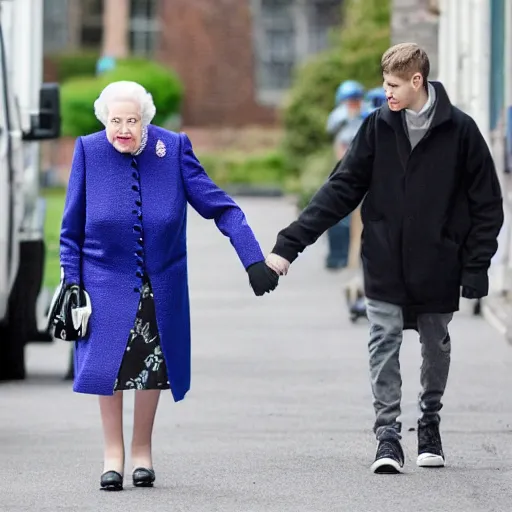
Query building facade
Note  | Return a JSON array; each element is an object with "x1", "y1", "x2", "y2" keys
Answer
[
  {"x1": 391, "y1": 0, "x2": 440, "y2": 78},
  {"x1": 43, "y1": 0, "x2": 344, "y2": 126},
  {"x1": 436, "y1": 0, "x2": 512, "y2": 329}
]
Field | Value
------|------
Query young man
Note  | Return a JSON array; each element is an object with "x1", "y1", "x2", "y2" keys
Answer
[{"x1": 266, "y1": 43, "x2": 504, "y2": 473}]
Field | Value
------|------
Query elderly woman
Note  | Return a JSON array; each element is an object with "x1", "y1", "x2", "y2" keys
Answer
[{"x1": 60, "y1": 81, "x2": 279, "y2": 491}]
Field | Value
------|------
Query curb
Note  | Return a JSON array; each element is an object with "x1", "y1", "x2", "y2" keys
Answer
[
  {"x1": 482, "y1": 302, "x2": 507, "y2": 337},
  {"x1": 481, "y1": 295, "x2": 512, "y2": 343}
]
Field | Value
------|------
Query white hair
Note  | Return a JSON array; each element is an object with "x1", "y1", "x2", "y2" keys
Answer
[{"x1": 94, "y1": 81, "x2": 156, "y2": 126}]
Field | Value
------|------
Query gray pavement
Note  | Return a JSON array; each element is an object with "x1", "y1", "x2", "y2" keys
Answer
[{"x1": 2, "y1": 197, "x2": 512, "y2": 512}]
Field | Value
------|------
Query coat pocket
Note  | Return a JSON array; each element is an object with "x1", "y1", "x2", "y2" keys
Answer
[
  {"x1": 361, "y1": 219, "x2": 390, "y2": 260},
  {"x1": 406, "y1": 237, "x2": 461, "y2": 304},
  {"x1": 361, "y1": 219, "x2": 399, "y2": 290}
]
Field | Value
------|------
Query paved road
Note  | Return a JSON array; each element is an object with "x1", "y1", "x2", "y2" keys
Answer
[{"x1": 1, "y1": 197, "x2": 512, "y2": 512}]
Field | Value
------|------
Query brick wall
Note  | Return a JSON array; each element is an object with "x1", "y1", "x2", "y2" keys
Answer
[
  {"x1": 157, "y1": 0, "x2": 276, "y2": 127},
  {"x1": 391, "y1": 0, "x2": 440, "y2": 79}
]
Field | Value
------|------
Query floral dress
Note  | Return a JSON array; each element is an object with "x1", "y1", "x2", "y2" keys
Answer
[{"x1": 114, "y1": 275, "x2": 170, "y2": 391}]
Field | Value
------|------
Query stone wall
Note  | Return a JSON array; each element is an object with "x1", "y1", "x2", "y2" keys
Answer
[{"x1": 391, "y1": 0, "x2": 440, "y2": 78}]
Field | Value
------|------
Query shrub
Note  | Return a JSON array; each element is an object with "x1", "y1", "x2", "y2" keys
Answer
[
  {"x1": 60, "y1": 58, "x2": 184, "y2": 137},
  {"x1": 198, "y1": 150, "x2": 288, "y2": 187},
  {"x1": 47, "y1": 51, "x2": 100, "y2": 82},
  {"x1": 296, "y1": 147, "x2": 337, "y2": 210},
  {"x1": 60, "y1": 77, "x2": 104, "y2": 137},
  {"x1": 281, "y1": 0, "x2": 391, "y2": 171},
  {"x1": 103, "y1": 59, "x2": 183, "y2": 125}
]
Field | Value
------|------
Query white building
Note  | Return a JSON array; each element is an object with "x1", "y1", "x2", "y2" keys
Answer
[{"x1": 437, "y1": 0, "x2": 512, "y2": 307}]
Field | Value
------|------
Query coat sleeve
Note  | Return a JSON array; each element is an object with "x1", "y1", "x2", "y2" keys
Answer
[
  {"x1": 60, "y1": 137, "x2": 86, "y2": 285},
  {"x1": 271, "y1": 114, "x2": 375, "y2": 263},
  {"x1": 179, "y1": 133, "x2": 264, "y2": 269},
  {"x1": 461, "y1": 117, "x2": 504, "y2": 294}
]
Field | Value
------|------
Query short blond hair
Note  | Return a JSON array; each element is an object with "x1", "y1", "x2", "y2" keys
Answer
[{"x1": 381, "y1": 43, "x2": 430, "y2": 82}]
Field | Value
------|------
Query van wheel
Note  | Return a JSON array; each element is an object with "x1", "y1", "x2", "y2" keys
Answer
[
  {"x1": 0, "y1": 240, "x2": 45, "y2": 381},
  {"x1": 0, "y1": 320, "x2": 27, "y2": 381}
]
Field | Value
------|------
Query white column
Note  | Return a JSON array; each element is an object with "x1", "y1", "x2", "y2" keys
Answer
[
  {"x1": 458, "y1": 0, "x2": 472, "y2": 113},
  {"x1": 436, "y1": 0, "x2": 447, "y2": 82},
  {"x1": 468, "y1": 0, "x2": 491, "y2": 145},
  {"x1": 102, "y1": 0, "x2": 130, "y2": 58},
  {"x1": 438, "y1": 0, "x2": 457, "y2": 100}
]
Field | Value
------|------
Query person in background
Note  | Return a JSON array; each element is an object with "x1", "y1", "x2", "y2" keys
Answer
[
  {"x1": 324, "y1": 80, "x2": 366, "y2": 270},
  {"x1": 363, "y1": 87, "x2": 387, "y2": 116},
  {"x1": 344, "y1": 86, "x2": 388, "y2": 322}
]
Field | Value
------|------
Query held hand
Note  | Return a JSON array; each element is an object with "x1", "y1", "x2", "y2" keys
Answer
[
  {"x1": 247, "y1": 261, "x2": 279, "y2": 296},
  {"x1": 265, "y1": 253, "x2": 290, "y2": 276}
]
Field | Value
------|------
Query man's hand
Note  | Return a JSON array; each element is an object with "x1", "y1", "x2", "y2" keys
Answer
[
  {"x1": 461, "y1": 271, "x2": 488, "y2": 300},
  {"x1": 461, "y1": 286, "x2": 484, "y2": 300},
  {"x1": 265, "y1": 253, "x2": 291, "y2": 276}
]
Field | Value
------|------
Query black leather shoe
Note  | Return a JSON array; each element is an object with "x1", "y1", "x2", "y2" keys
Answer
[
  {"x1": 132, "y1": 467, "x2": 156, "y2": 487},
  {"x1": 100, "y1": 470, "x2": 123, "y2": 491}
]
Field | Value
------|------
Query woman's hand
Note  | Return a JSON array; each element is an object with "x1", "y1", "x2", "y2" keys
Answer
[{"x1": 247, "y1": 261, "x2": 279, "y2": 296}]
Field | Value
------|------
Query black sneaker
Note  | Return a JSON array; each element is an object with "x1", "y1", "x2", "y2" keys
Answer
[
  {"x1": 370, "y1": 439, "x2": 404, "y2": 474},
  {"x1": 417, "y1": 421, "x2": 445, "y2": 467}
]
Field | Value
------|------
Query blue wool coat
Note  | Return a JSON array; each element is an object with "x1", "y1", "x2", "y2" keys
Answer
[{"x1": 60, "y1": 125, "x2": 264, "y2": 400}]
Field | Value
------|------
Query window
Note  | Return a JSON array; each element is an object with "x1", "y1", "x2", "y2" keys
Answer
[
  {"x1": 251, "y1": 0, "x2": 343, "y2": 105},
  {"x1": 43, "y1": 0, "x2": 72, "y2": 54},
  {"x1": 307, "y1": 0, "x2": 343, "y2": 54},
  {"x1": 257, "y1": 0, "x2": 296, "y2": 92},
  {"x1": 129, "y1": 0, "x2": 160, "y2": 56},
  {"x1": 80, "y1": 0, "x2": 104, "y2": 50}
]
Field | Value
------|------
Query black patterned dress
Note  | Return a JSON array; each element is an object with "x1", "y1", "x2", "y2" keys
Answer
[
  {"x1": 114, "y1": 145, "x2": 170, "y2": 391},
  {"x1": 114, "y1": 275, "x2": 170, "y2": 391}
]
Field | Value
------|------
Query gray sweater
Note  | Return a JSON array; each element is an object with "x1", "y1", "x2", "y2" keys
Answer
[{"x1": 403, "y1": 82, "x2": 437, "y2": 149}]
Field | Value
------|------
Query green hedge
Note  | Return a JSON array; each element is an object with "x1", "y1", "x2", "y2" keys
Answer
[
  {"x1": 198, "y1": 150, "x2": 288, "y2": 187},
  {"x1": 47, "y1": 51, "x2": 100, "y2": 83},
  {"x1": 281, "y1": 0, "x2": 391, "y2": 172},
  {"x1": 61, "y1": 58, "x2": 184, "y2": 137},
  {"x1": 295, "y1": 147, "x2": 337, "y2": 210}
]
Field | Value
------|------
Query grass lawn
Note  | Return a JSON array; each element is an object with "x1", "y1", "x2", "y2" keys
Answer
[{"x1": 42, "y1": 187, "x2": 66, "y2": 289}]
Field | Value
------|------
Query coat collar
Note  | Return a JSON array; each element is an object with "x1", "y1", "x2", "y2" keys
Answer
[{"x1": 380, "y1": 81, "x2": 453, "y2": 132}]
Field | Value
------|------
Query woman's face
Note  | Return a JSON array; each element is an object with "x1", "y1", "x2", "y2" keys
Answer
[{"x1": 106, "y1": 100, "x2": 143, "y2": 153}]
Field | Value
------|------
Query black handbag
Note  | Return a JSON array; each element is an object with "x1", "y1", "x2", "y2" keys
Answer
[{"x1": 47, "y1": 275, "x2": 91, "y2": 341}]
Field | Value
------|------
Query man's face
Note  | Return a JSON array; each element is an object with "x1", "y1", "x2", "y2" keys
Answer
[{"x1": 383, "y1": 72, "x2": 422, "y2": 111}]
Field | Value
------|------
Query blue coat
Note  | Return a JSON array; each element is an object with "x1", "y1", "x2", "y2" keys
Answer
[{"x1": 60, "y1": 125, "x2": 264, "y2": 400}]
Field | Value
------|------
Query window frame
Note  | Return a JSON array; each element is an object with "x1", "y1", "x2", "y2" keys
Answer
[
  {"x1": 250, "y1": 0, "x2": 342, "y2": 106},
  {"x1": 129, "y1": 0, "x2": 160, "y2": 57}
]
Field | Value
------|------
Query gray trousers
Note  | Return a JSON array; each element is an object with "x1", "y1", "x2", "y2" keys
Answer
[{"x1": 366, "y1": 299, "x2": 453, "y2": 441}]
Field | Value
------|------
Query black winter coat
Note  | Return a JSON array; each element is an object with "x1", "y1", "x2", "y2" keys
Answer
[{"x1": 272, "y1": 82, "x2": 504, "y2": 314}]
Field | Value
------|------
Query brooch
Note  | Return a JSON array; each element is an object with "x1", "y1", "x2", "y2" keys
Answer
[{"x1": 155, "y1": 139, "x2": 166, "y2": 157}]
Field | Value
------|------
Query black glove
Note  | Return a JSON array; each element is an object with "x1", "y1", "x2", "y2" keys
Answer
[
  {"x1": 461, "y1": 286, "x2": 483, "y2": 300},
  {"x1": 247, "y1": 261, "x2": 279, "y2": 296},
  {"x1": 461, "y1": 271, "x2": 488, "y2": 300}
]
